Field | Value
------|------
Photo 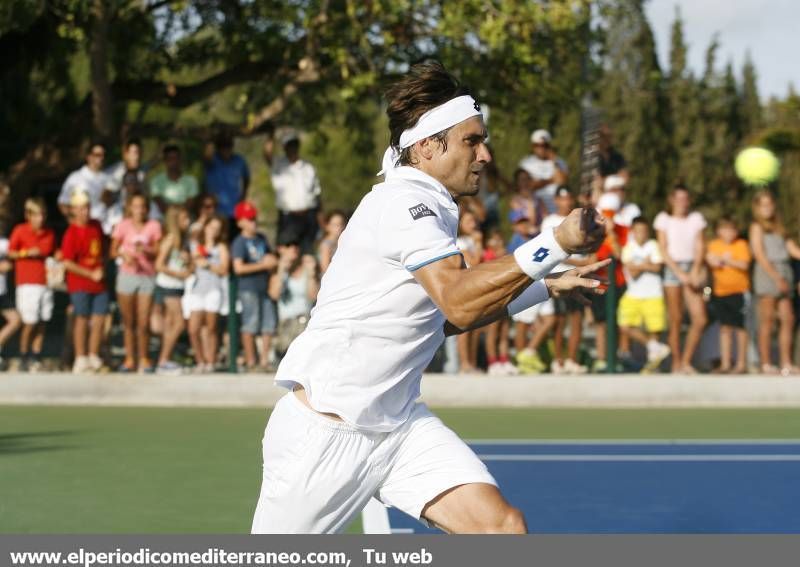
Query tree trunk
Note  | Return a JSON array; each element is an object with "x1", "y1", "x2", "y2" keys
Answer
[{"x1": 89, "y1": 0, "x2": 114, "y2": 145}]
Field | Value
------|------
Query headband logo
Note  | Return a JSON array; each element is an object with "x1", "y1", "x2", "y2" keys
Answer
[{"x1": 473, "y1": 101, "x2": 481, "y2": 112}]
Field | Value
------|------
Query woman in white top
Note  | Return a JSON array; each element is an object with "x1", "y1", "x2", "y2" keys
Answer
[
  {"x1": 154, "y1": 206, "x2": 192, "y2": 374},
  {"x1": 653, "y1": 185, "x2": 708, "y2": 374}
]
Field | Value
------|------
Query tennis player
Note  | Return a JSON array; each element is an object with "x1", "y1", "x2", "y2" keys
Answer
[{"x1": 252, "y1": 61, "x2": 607, "y2": 534}]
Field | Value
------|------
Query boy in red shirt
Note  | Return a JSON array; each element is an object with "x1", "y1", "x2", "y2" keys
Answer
[
  {"x1": 8, "y1": 198, "x2": 56, "y2": 371},
  {"x1": 61, "y1": 191, "x2": 109, "y2": 374}
]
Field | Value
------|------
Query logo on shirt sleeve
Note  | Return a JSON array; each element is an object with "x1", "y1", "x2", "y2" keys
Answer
[
  {"x1": 408, "y1": 203, "x2": 437, "y2": 221},
  {"x1": 532, "y1": 247, "x2": 550, "y2": 263}
]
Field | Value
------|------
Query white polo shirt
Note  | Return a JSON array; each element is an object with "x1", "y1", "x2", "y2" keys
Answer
[
  {"x1": 58, "y1": 165, "x2": 109, "y2": 223},
  {"x1": 274, "y1": 166, "x2": 461, "y2": 432},
  {"x1": 270, "y1": 156, "x2": 321, "y2": 212},
  {"x1": 621, "y1": 238, "x2": 663, "y2": 299}
]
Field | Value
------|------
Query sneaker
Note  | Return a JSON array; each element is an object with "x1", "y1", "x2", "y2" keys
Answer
[
  {"x1": 18, "y1": 356, "x2": 30, "y2": 372},
  {"x1": 516, "y1": 349, "x2": 546, "y2": 374},
  {"x1": 563, "y1": 359, "x2": 588, "y2": 374},
  {"x1": 72, "y1": 356, "x2": 91, "y2": 374},
  {"x1": 27, "y1": 359, "x2": 43, "y2": 373},
  {"x1": 501, "y1": 361, "x2": 520, "y2": 375},
  {"x1": 88, "y1": 355, "x2": 104, "y2": 373},
  {"x1": 156, "y1": 361, "x2": 183, "y2": 376},
  {"x1": 0, "y1": 356, "x2": 7, "y2": 371},
  {"x1": 550, "y1": 360, "x2": 565, "y2": 375},
  {"x1": 138, "y1": 358, "x2": 155, "y2": 374},
  {"x1": 645, "y1": 341, "x2": 671, "y2": 371},
  {"x1": 592, "y1": 359, "x2": 607, "y2": 373},
  {"x1": 488, "y1": 361, "x2": 506, "y2": 376}
]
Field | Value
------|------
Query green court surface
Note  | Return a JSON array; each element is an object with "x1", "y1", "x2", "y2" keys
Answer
[{"x1": 2, "y1": 405, "x2": 800, "y2": 533}]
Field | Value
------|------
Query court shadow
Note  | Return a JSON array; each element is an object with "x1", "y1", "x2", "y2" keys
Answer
[{"x1": 0, "y1": 431, "x2": 79, "y2": 455}]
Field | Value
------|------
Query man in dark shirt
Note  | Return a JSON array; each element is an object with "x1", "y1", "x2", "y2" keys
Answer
[{"x1": 597, "y1": 124, "x2": 629, "y2": 181}]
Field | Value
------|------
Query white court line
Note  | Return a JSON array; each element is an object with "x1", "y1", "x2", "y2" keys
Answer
[
  {"x1": 467, "y1": 439, "x2": 800, "y2": 445},
  {"x1": 478, "y1": 454, "x2": 800, "y2": 462}
]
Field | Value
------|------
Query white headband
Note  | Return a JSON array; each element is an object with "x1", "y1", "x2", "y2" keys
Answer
[{"x1": 379, "y1": 95, "x2": 482, "y2": 177}]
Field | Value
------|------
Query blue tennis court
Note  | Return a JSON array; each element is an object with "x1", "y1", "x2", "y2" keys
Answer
[{"x1": 382, "y1": 440, "x2": 800, "y2": 533}]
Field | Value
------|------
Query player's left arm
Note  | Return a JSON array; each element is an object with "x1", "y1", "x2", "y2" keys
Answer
[{"x1": 416, "y1": 208, "x2": 607, "y2": 333}]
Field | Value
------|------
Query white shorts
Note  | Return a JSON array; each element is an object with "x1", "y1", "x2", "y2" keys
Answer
[
  {"x1": 538, "y1": 298, "x2": 556, "y2": 317},
  {"x1": 16, "y1": 284, "x2": 54, "y2": 324},
  {"x1": 251, "y1": 392, "x2": 497, "y2": 534},
  {"x1": 511, "y1": 303, "x2": 540, "y2": 324},
  {"x1": 182, "y1": 289, "x2": 223, "y2": 315}
]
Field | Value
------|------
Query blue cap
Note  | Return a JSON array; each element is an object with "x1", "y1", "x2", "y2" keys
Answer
[{"x1": 509, "y1": 209, "x2": 529, "y2": 223}]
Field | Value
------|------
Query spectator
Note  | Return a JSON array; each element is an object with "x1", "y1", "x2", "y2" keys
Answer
[
  {"x1": 231, "y1": 201, "x2": 278, "y2": 372},
  {"x1": 476, "y1": 146, "x2": 507, "y2": 231},
  {"x1": 590, "y1": 192, "x2": 628, "y2": 372},
  {"x1": 517, "y1": 129, "x2": 568, "y2": 214},
  {"x1": 190, "y1": 194, "x2": 218, "y2": 241},
  {"x1": 154, "y1": 206, "x2": 193, "y2": 375},
  {"x1": 0, "y1": 230, "x2": 21, "y2": 370},
  {"x1": 263, "y1": 130, "x2": 322, "y2": 256},
  {"x1": 111, "y1": 193, "x2": 162, "y2": 373},
  {"x1": 597, "y1": 124, "x2": 629, "y2": 182},
  {"x1": 58, "y1": 142, "x2": 109, "y2": 223},
  {"x1": 654, "y1": 185, "x2": 708, "y2": 374},
  {"x1": 269, "y1": 238, "x2": 319, "y2": 358},
  {"x1": 8, "y1": 198, "x2": 56, "y2": 372},
  {"x1": 186, "y1": 214, "x2": 230, "y2": 372},
  {"x1": 318, "y1": 210, "x2": 347, "y2": 275},
  {"x1": 60, "y1": 191, "x2": 109, "y2": 374},
  {"x1": 518, "y1": 188, "x2": 588, "y2": 374},
  {"x1": 618, "y1": 216, "x2": 671, "y2": 372},
  {"x1": 707, "y1": 217, "x2": 751, "y2": 374},
  {"x1": 750, "y1": 191, "x2": 800, "y2": 375},
  {"x1": 104, "y1": 138, "x2": 160, "y2": 233},
  {"x1": 509, "y1": 168, "x2": 546, "y2": 237},
  {"x1": 482, "y1": 229, "x2": 517, "y2": 375},
  {"x1": 506, "y1": 210, "x2": 539, "y2": 366},
  {"x1": 604, "y1": 175, "x2": 641, "y2": 228},
  {"x1": 203, "y1": 133, "x2": 250, "y2": 223},
  {"x1": 150, "y1": 144, "x2": 199, "y2": 214},
  {"x1": 455, "y1": 210, "x2": 483, "y2": 373}
]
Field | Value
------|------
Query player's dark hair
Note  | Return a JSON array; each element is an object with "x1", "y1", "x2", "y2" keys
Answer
[{"x1": 385, "y1": 60, "x2": 471, "y2": 167}]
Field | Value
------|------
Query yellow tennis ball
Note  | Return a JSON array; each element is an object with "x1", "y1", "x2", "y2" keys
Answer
[{"x1": 735, "y1": 147, "x2": 780, "y2": 185}]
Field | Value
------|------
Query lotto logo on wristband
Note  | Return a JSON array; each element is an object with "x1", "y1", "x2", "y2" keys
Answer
[{"x1": 532, "y1": 247, "x2": 550, "y2": 263}]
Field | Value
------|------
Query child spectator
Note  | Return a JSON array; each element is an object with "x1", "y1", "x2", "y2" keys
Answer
[
  {"x1": 0, "y1": 231, "x2": 21, "y2": 369},
  {"x1": 269, "y1": 238, "x2": 319, "y2": 359},
  {"x1": 507, "y1": 210, "x2": 540, "y2": 369},
  {"x1": 707, "y1": 217, "x2": 752, "y2": 374},
  {"x1": 186, "y1": 214, "x2": 230, "y2": 372},
  {"x1": 154, "y1": 206, "x2": 192, "y2": 374},
  {"x1": 750, "y1": 191, "x2": 800, "y2": 375},
  {"x1": 455, "y1": 210, "x2": 483, "y2": 373},
  {"x1": 61, "y1": 191, "x2": 108, "y2": 373},
  {"x1": 482, "y1": 229, "x2": 517, "y2": 375},
  {"x1": 111, "y1": 193, "x2": 162, "y2": 373},
  {"x1": 654, "y1": 185, "x2": 708, "y2": 373},
  {"x1": 8, "y1": 198, "x2": 55, "y2": 371},
  {"x1": 509, "y1": 168, "x2": 546, "y2": 238},
  {"x1": 618, "y1": 216, "x2": 671, "y2": 372},
  {"x1": 590, "y1": 192, "x2": 628, "y2": 372},
  {"x1": 517, "y1": 188, "x2": 587, "y2": 374},
  {"x1": 318, "y1": 210, "x2": 347, "y2": 275},
  {"x1": 231, "y1": 201, "x2": 278, "y2": 371}
]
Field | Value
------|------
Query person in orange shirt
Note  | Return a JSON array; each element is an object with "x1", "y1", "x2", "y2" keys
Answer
[{"x1": 706, "y1": 217, "x2": 752, "y2": 373}]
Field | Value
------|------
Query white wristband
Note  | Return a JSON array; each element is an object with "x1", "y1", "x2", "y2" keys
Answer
[
  {"x1": 507, "y1": 279, "x2": 550, "y2": 316},
  {"x1": 513, "y1": 228, "x2": 569, "y2": 280}
]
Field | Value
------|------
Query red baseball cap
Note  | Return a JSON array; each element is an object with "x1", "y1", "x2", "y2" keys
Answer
[{"x1": 234, "y1": 201, "x2": 258, "y2": 221}]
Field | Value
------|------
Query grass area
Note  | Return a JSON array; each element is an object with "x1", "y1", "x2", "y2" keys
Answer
[{"x1": 2, "y1": 405, "x2": 800, "y2": 533}]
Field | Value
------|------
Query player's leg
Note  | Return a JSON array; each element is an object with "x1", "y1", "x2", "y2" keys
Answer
[
  {"x1": 252, "y1": 391, "x2": 381, "y2": 534},
  {"x1": 377, "y1": 404, "x2": 522, "y2": 534}
]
